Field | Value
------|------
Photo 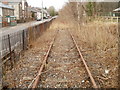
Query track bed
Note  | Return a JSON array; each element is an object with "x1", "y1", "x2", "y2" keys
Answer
[{"x1": 38, "y1": 30, "x2": 92, "y2": 88}]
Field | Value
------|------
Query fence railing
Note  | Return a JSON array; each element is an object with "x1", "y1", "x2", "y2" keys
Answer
[
  {"x1": 1, "y1": 18, "x2": 55, "y2": 71},
  {"x1": 101, "y1": 16, "x2": 120, "y2": 22}
]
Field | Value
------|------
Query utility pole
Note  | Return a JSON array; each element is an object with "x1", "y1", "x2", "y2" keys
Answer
[{"x1": 42, "y1": 0, "x2": 43, "y2": 22}]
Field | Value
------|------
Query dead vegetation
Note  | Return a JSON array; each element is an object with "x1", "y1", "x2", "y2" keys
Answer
[
  {"x1": 49, "y1": 18, "x2": 119, "y2": 88},
  {"x1": 58, "y1": 1, "x2": 118, "y2": 57},
  {"x1": 55, "y1": 1, "x2": 119, "y2": 88},
  {"x1": 74, "y1": 21, "x2": 118, "y2": 51},
  {"x1": 3, "y1": 1, "x2": 119, "y2": 88}
]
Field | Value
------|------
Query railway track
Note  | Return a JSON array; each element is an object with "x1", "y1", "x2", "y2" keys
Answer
[{"x1": 28, "y1": 30, "x2": 98, "y2": 89}]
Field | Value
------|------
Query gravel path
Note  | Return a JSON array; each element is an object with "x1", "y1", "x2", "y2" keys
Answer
[{"x1": 39, "y1": 30, "x2": 92, "y2": 88}]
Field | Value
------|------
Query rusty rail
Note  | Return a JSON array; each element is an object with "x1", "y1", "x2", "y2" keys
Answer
[
  {"x1": 69, "y1": 30, "x2": 98, "y2": 88},
  {"x1": 28, "y1": 29, "x2": 97, "y2": 89},
  {"x1": 28, "y1": 30, "x2": 59, "y2": 89}
]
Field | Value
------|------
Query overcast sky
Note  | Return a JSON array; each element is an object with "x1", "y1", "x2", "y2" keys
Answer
[{"x1": 26, "y1": 0, "x2": 68, "y2": 11}]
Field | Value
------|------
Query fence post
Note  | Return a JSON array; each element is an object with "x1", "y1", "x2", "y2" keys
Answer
[
  {"x1": 34, "y1": 26, "x2": 36, "y2": 40},
  {"x1": 22, "y1": 30, "x2": 25, "y2": 50},
  {"x1": 8, "y1": 34, "x2": 13, "y2": 68}
]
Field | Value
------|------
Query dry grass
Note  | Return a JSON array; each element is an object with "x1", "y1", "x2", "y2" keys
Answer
[
  {"x1": 49, "y1": 19, "x2": 72, "y2": 30},
  {"x1": 72, "y1": 21, "x2": 118, "y2": 51},
  {"x1": 50, "y1": 19, "x2": 118, "y2": 54},
  {"x1": 50, "y1": 18, "x2": 119, "y2": 88}
]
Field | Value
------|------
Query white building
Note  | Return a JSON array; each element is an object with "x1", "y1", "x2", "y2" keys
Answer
[
  {"x1": 0, "y1": 5, "x2": 2, "y2": 16},
  {"x1": 36, "y1": 8, "x2": 42, "y2": 20},
  {"x1": 43, "y1": 9, "x2": 50, "y2": 18}
]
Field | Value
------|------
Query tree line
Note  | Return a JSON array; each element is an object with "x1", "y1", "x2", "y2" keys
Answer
[{"x1": 58, "y1": 2, "x2": 119, "y2": 24}]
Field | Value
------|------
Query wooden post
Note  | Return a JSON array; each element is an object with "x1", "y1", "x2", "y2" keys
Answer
[
  {"x1": 22, "y1": 30, "x2": 25, "y2": 50},
  {"x1": 8, "y1": 34, "x2": 13, "y2": 68}
]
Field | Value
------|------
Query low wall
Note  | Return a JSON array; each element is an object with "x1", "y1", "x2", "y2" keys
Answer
[{"x1": 1, "y1": 17, "x2": 56, "y2": 70}]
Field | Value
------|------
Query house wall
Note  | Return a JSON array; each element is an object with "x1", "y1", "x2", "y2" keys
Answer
[
  {"x1": 43, "y1": 13, "x2": 47, "y2": 17},
  {"x1": 0, "y1": 7, "x2": 2, "y2": 16},
  {"x1": 24, "y1": 2, "x2": 28, "y2": 21},
  {"x1": 19, "y1": 2, "x2": 23, "y2": 20},
  {"x1": 32, "y1": 12, "x2": 37, "y2": 20},
  {"x1": 37, "y1": 12, "x2": 42, "y2": 20},
  {"x1": 21, "y1": 0, "x2": 28, "y2": 21},
  {"x1": 2, "y1": 8, "x2": 14, "y2": 16},
  {"x1": 13, "y1": 4, "x2": 20, "y2": 20},
  {"x1": 0, "y1": 7, "x2": 2, "y2": 28},
  {"x1": 28, "y1": 11, "x2": 32, "y2": 20},
  {"x1": 2, "y1": 8, "x2": 14, "y2": 27},
  {"x1": 8, "y1": 2, "x2": 22, "y2": 21}
]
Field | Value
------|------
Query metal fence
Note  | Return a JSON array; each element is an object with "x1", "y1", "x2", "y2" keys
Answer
[{"x1": 1, "y1": 19, "x2": 53, "y2": 70}]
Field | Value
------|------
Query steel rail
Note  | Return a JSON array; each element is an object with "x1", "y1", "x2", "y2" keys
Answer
[
  {"x1": 69, "y1": 30, "x2": 98, "y2": 88},
  {"x1": 30, "y1": 30, "x2": 59, "y2": 89}
]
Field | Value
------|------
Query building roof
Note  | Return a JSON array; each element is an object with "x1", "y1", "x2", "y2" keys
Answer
[
  {"x1": 43, "y1": 9, "x2": 49, "y2": 15},
  {"x1": 0, "y1": 3, "x2": 14, "y2": 9},
  {"x1": 28, "y1": 7, "x2": 37, "y2": 13},
  {"x1": 113, "y1": 7, "x2": 120, "y2": 12},
  {"x1": 28, "y1": 7, "x2": 42, "y2": 13}
]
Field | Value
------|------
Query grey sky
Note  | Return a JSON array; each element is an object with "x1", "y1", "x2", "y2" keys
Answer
[{"x1": 26, "y1": 0, "x2": 68, "y2": 11}]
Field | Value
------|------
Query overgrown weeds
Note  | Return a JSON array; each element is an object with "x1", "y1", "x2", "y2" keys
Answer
[
  {"x1": 54, "y1": 18, "x2": 118, "y2": 54},
  {"x1": 71, "y1": 21, "x2": 118, "y2": 52}
]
